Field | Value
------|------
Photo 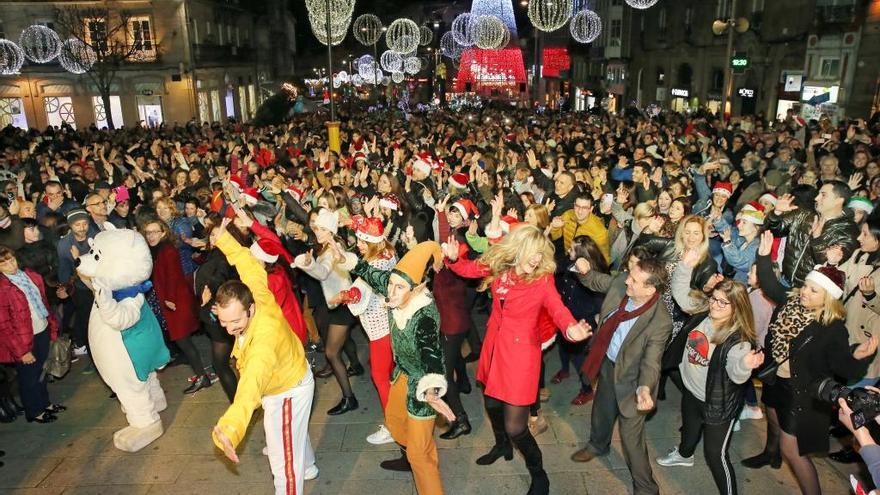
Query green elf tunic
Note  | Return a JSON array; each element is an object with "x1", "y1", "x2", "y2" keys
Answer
[{"x1": 349, "y1": 258, "x2": 446, "y2": 419}]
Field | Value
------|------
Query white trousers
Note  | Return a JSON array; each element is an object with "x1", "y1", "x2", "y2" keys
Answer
[{"x1": 262, "y1": 368, "x2": 316, "y2": 495}]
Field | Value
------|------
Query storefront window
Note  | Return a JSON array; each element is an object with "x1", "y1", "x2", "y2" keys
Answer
[
  {"x1": 248, "y1": 84, "x2": 256, "y2": 119},
  {"x1": 44, "y1": 96, "x2": 76, "y2": 129},
  {"x1": 210, "y1": 89, "x2": 221, "y2": 122},
  {"x1": 238, "y1": 86, "x2": 248, "y2": 120},
  {"x1": 0, "y1": 98, "x2": 27, "y2": 129},
  {"x1": 92, "y1": 95, "x2": 124, "y2": 129},
  {"x1": 198, "y1": 91, "x2": 210, "y2": 123}
]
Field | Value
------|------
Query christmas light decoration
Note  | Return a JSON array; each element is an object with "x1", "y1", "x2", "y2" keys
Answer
[
  {"x1": 625, "y1": 0, "x2": 660, "y2": 9},
  {"x1": 0, "y1": 39, "x2": 25, "y2": 75},
  {"x1": 380, "y1": 50, "x2": 403, "y2": 72},
  {"x1": 353, "y1": 14, "x2": 383, "y2": 46},
  {"x1": 455, "y1": 47, "x2": 527, "y2": 92},
  {"x1": 452, "y1": 13, "x2": 476, "y2": 47},
  {"x1": 386, "y1": 18, "x2": 420, "y2": 54},
  {"x1": 58, "y1": 38, "x2": 96, "y2": 74},
  {"x1": 19, "y1": 25, "x2": 62, "y2": 63},
  {"x1": 528, "y1": 0, "x2": 573, "y2": 32},
  {"x1": 541, "y1": 47, "x2": 570, "y2": 77},
  {"x1": 305, "y1": 0, "x2": 355, "y2": 20},
  {"x1": 358, "y1": 59, "x2": 381, "y2": 79},
  {"x1": 403, "y1": 56, "x2": 421, "y2": 74},
  {"x1": 570, "y1": 9, "x2": 602, "y2": 43},
  {"x1": 392, "y1": 71, "x2": 405, "y2": 83},
  {"x1": 335, "y1": 70, "x2": 350, "y2": 83},
  {"x1": 419, "y1": 26, "x2": 433, "y2": 46},
  {"x1": 473, "y1": 15, "x2": 508, "y2": 50},
  {"x1": 440, "y1": 32, "x2": 464, "y2": 59},
  {"x1": 471, "y1": 0, "x2": 518, "y2": 37},
  {"x1": 357, "y1": 54, "x2": 375, "y2": 68},
  {"x1": 306, "y1": 0, "x2": 354, "y2": 46}
]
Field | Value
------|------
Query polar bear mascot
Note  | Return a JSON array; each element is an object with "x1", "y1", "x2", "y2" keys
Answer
[{"x1": 76, "y1": 228, "x2": 171, "y2": 452}]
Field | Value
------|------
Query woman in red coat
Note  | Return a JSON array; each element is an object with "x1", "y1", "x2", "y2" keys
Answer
[
  {"x1": 141, "y1": 218, "x2": 211, "y2": 395},
  {"x1": 444, "y1": 225, "x2": 592, "y2": 495},
  {"x1": 0, "y1": 245, "x2": 64, "y2": 423}
]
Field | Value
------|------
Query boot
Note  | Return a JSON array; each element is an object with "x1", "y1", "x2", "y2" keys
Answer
[
  {"x1": 476, "y1": 407, "x2": 513, "y2": 465},
  {"x1": 511, "y1": 430, "x2": 550, "y2": 495},
  {"x1": 0, "y1": 396, "x2": 22, "y2": 417},
  {"x1": 457, "y1": 377, "x2": 472, "y2": 395},
  {"x1": 439, "y1": 413, "x2": 472, "y2": 440},
  {"x1": 183, "y1": 375, "x2": 212, "y2": 395},
  {"x1": 327, "y1": 395, "x2": 358, "y2": 416},
  {"x1": 0, "y1": 403, "x2": 12, "y2": 423},
  {"x1": 346, "y1": 363, "x2": 365, "y2": 377},
  {"x1": 380, "y1": 448, "x2": 412, "y2": 472},
  {"x1": 741, "y1": 450, "x2": 782, "y2": 469}
]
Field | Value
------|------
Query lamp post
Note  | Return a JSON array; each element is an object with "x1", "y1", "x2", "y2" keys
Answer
[{"x1": 712, "y1": 0, "x2": 749, "y2": 124}]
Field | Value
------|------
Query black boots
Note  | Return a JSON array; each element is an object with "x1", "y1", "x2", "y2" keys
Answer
[
  {"x1": 439, "y1": 413, "x2": 471, "y2": 440},
  {"x1": 0, "y1": 396, "x2": 21, "y2": 422},
  {"x1": 183, "y1": 374, "x2": 212, "y2": 395},
  {"x1": 380, "y1": 448, "x2": 412, "y2": 472},
  {"x1": 476, "y1": 407, "x2": 513, "y2": 465},
  {"x1": 511, "y1": 430, "x2": 549, "y2": 495},
  {"x1": 741, "y1": 451, "x2": 782, "y2": 469},
  {"x1": 327, "y1": 395, "x2": 358, "y2": 416}
]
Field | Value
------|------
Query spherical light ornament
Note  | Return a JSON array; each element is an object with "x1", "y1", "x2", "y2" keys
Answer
[
  {"x1": 392, "y1": 71, "x2": 405, "y2": 83},
  {"x1": 19, "y1": 25, "x2": 62, "y2": 63},
  {"x1": 440, "y1": 32, "x2": 464, "y2": 59},
  {"x1": 381, "y1": 76, "x2": 391, "y2": 86},
  {"x1": 336, "y1": 70, "x2": 350, "y2": 83},
  {"x1": 570, "y1": 10, "x2": 602, "y2": 44},
  {"x1": 403, "y1": 57, "x2": 421, "y2": 75},
  {"x1": 451, "y1": 13, "x2": 476, "y2": 47},
  {"x1": 357, "y1": 54, "x2": 375, "y2": 68},
  {"x1": 58, "y1": 38, "x2": 96, "y2": 74},
  {"x1": 380, "y1": 50, "x2": 403, "y2": 72},
  {"x1": 473, "y1": 15, "x2": 507, "y2": 50},
  {"x1": 625, "y1": 0, "x2": 660, "y2": 9},
  {"x1": 419, "y1": 26, "x2": 433, "y2": 46},
  {"x1": 0, "y1": 39, "x2": 25, "y2": 75},
  {"x1": 358, "y1": 60, "x2": 381, "y2": 79},
  {"x1": 386, "y1": 18, "x2": 420, "y2": 54},
  {"x1": 309, "y1": 12, "x2": 351, "y2": 46},
  {"x1": 353, "y1": 14, "x2": 383, "y2": 46},
  {"x1": 351, "y1": 73, "x2": 363, "y2": 86},
  {"x1": 305, "y1": 0, "x2": 355, "y2": 19},
  {"x1": 528, "y1": 0, "x2": 573, "y2": 33}
]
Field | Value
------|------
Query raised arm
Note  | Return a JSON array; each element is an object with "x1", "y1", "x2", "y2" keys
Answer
[
  {"x1": 340, "y1": 252, "x2": 392, "y2": 297},
  {"x1": 215, "y1": 230, "x2": 274, "y2": 305}
]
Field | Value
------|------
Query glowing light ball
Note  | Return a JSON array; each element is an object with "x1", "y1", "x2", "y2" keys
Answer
[
  {"x1": 19, "y1": 25, "x2": 62, "y2": 63},
  {"x1": 570, "y1": 10, "x2": 602, "y2": 44},
  {"x1": 386, "y1": 18, "x2": 420, "y2": 54},
  {"x1": 528, "y1": 0, "x2": 573, "y2": 32},
  {"x1": 0, "y1": 39, "x2": 25, "y2": 74},
  {"x1": 353, "y1": 14, "x2": 383, "y2": 46}
]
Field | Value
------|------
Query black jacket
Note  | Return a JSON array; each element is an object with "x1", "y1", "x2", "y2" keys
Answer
[{"x1": 635, "y1": 234, "x2": 718, "y2": 290}]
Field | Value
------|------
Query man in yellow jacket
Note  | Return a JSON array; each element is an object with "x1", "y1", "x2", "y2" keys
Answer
[
  {"x1": 550, "y1": 192, "x2": 611, "y2": 263},
  {"x1": 211, "y1": 218, "x2": 317, "y2": 495}
]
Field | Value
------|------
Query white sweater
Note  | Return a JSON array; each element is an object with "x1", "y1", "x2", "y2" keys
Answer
[{"x1": 294, "y1": 249, "x2": 352, "y2": 310}]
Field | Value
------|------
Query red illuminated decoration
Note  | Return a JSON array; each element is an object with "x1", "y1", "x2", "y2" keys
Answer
[
  {"x1": 454, "y1": 47, "x2": 527, "y2": 92},
  {"x1": 541, "y1": 47, "x2": 570, "y2": 78}
]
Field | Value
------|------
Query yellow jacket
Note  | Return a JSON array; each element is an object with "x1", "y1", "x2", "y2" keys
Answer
[
  {"x1": 212, "y1": 231, "x2": 308, "y2": 450},
  {"x1": 550, "y1": 210, "x2": 611, "y2": 263}
]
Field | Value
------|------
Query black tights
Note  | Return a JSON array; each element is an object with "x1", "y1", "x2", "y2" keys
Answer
[
  {"x1": 484, "y1": 394, "x2": 545, "y2": 477},
  {"x1": 781, "y1": 430, "x2": 820, "y2": 495},
  {"x1": 441, "y1": 333, "x2": 468, "y2": 416},
  {"x1": 174, "y1": 335, "x2": 205, "y2": 378},
  {"x1": 314, "y1": 306, "x2": 361, "y2": 369},
  {"x1": 211, "y1": 340, "x2": 237, "y2": 402},
  {"x1": 325, "y1": 324, "x2": 355, "y2": 398}
]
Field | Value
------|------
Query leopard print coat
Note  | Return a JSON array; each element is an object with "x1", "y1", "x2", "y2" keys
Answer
[{"x1": 769, "y1": 294, "x2": 815, "y2": 364}]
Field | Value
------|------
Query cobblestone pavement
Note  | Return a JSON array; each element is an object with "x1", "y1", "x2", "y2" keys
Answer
[{"x1": 0, "y1": 324, "x2": 866, "y2": 494}]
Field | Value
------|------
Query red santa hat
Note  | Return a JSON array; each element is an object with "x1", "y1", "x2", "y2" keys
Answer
[
  {"x1": 352, "y1": 215, "x2": 385, "y2": 243},
  {"x1": 712, "y1": 181, "x2": 733, "y2": 198},
  {"x1": 450, "y1": 198, "x2": 479, "y2": 220},
  {"x1": 353, "y1": 152, "x2": 367, "y2": 163},
  {"x1": 242, "y1": 187, "x2": 260, "y2": 205},
  {"x1": 412, "y1": 154, "x2": 433, "y2": 176},
  {"x1": 449, "y1": 173, "x2": 469, "y2": 189},
  {"x1": 805, "y1": 265, "x2": 845, "y2": 300},
  {"x1": 379, "y1": 194, "x2": 401, "y2": 212},
  {"x1": 228, "y1": 175, "x2": 246, "y2": 191},
  {"x1": 741, "y1": 201, "x2": 765, "y2": 213},
  {"x1": 760, "y1": 192, "x2": 778, "y2": 206},
  {"x1": 250, "y1": 236, "x2": 292, "y2": 265},
  {"x1": 286, "y1": 185, "x2": 304, "y2": 202}
]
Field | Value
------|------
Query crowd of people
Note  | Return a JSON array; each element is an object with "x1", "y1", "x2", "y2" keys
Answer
[{"x1": 1, "y1": 103, "x2": 880, "y2": 494}]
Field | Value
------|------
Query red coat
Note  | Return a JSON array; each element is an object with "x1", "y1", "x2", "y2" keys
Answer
[
  {"x1": 152, "y1": 242, "x2": 198, "y2": 341},
  {"x1": 434, "y1": 214, "x2": 474, "y2": 335},
  {"x1": 446, "y1": 259, "x2": 577, "y2": 405},
  {"x1": 0, "y1": 269, "x2": 58, "y2": 363},
  {"x1": 267, "y1": 265, "x2": 307, "y2": 344}
]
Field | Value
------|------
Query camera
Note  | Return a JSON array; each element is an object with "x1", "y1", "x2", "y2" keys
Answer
[{"x1": 816, "y1": 377, "x2": 880, "y2": 429}]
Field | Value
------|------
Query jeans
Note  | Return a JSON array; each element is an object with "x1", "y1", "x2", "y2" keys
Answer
[{"x1": 15, "y1": 330, "x2": 51, "y2": 419}]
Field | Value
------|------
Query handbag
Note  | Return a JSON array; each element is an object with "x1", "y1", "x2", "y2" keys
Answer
[
  {"x1": 756, "y1": 335, "x2": 813, "y2": 386},
  {"x1": 42, "y1": 334, "x2": 72, "y2": 380}
]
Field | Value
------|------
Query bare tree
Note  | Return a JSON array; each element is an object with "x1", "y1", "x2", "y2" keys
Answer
[{"x1": 53, "y1": 2, "x2": 156, "y2": 129}]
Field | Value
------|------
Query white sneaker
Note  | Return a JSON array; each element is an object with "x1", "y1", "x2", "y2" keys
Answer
[
  {"x1": 739, "y1": 406, "x2": 764, "y2": 420},
  {"x1": 304, "y1": 464, "x2": 319, "y2": 481},
  {"x1": 656, "y1": 447, "x2": 694, "y2": 467},
  {"x1": 366, "y1": 424, "x2": 395, "y2": 445},
  {"x1": 73, "y1": 345, "x2": 88, "y2": 357}
]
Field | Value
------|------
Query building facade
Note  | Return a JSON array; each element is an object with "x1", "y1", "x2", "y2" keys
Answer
[{"x1": 0, "y1": 0, "x2": 295, "y2": 130}]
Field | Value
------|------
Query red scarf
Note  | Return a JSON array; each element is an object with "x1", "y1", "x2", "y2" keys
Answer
[{"x1": 581, "y1": 292, "x2": 660, "y2": 381}]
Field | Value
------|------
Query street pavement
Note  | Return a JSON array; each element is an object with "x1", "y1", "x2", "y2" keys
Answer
[{"x1": 0, "y1": 322, "x2": 867, "y2": 494}]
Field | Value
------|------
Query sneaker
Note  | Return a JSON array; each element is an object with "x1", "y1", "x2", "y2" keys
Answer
[
  {"x1": 739, "y1": 406, "x2": 764, "y2": 420},
  {"x1": 189, "y1": 372, "x2": 219, "y2": 384},
  {"x1": 304, "y1": 464, "x2": 319, "y2": 480},
  {"x1": 73, "y1": 345, "x2": 88, "y2": 357},
  {"x1": 80, "y1": 362, "x2": 96, "y2": 375},
  {"x1": 366, "y1": 424, "x2": 395, "y2": 445},
  {"x1": 656, "y1": 447, "x2": 694, "y2": 467}
]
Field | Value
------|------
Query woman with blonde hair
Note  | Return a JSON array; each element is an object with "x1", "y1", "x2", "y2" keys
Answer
[
  {"x1": 443, "y1": 225, "x2": 591, "y2": 495},
  {"x1": 657, "y1": 256, "x2": 765, "y2": 494}
]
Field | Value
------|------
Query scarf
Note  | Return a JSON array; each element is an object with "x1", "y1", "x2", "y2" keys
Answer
[
  {"x1": 5, "y1": 270, "x2": 49, "y2": 319},
  {"x1": 112, "y1": 280, "x2": 154, "y2": 302},
  {"x1": 582, "y1": 291, "x2": 660, "y2": 381},
  {"x1": 769, "y1": 295, "x2": 815, "y2": 363}
]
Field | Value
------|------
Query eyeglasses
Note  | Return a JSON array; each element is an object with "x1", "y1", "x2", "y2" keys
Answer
[
  {"x1": 709, "y1": 296, "x2": 731, "y2": 308},
  {"x1": 144, "y1": 229, "x2": 163, "y2": 236}
]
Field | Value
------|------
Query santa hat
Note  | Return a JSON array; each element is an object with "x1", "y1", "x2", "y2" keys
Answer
[
  {"x1": 353, "y1": 152, "x2": 367, "y2": 163},
  {"x1": 712, "y1": 182, "x2": 733, "y2": 198},
  {"x1": 450, "y1": 198, "x2": 479, "y2": 220},
  {"x1": 352, "y1": 215, "x2": 385, "y2": 243},
  {"x1": 250, "y1": 236, "x2": 293, "y2": 265},
  {"x1": 286, "y1": 185, "x2": 304, "y2": 202},
  {"x1": 849, "y1": 196, "x2": 875, "y2": 215},
  {"x1": 242, "y1": 187, "x2": 260, "y2": 205},
  {"x1": 498, "y1": 215, "x2": 520, "y2": 234},
  {"x1": 379, "y1": 194, "x2": 401, "y2": 212},
  {"x1": 805, "y1": 265, "x2": 845, "y2": 300},
  {"x1": 738, "y1": 209, "x2": 765, "y2": 225},
  {"x1": 759, "y1": 192, "x2": 778, "y2": 206},
  {"x1": 210, "y1": 190, "x2": 225, "y2": 213},
  {"x1": 229, "y1": 175, "x2": 246, "y2": 191},
  {"x1": 392, "y1": 241, "x2": 443, "y2": 287},
  {"x1": 449, "y1": 173, "x2": 469, "y2": 189},
  {"x1": 314, "y1": 209, "x2": 339, "y2": 235},
  {"x1": 741, "y1": 201, "x2": 765, "y2": 213},
  {"x1": 412, "y1": 155, "x2": 432, "y2": 176}
]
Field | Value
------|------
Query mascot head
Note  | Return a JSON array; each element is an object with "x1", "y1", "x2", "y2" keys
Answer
[{"x1": 76, "y1": 229, "x2": 153, "y2": 291}]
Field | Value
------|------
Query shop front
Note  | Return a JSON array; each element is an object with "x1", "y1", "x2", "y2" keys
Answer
[{"x1": 670, "y1": 87, "x2": 690, "y2": 112}]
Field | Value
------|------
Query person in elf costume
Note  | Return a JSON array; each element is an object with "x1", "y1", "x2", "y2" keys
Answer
[{"x1": 334, "y1": 240, "x2": 454, "y2": 495}]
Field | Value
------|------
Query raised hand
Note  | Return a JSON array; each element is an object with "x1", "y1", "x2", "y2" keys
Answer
[
  {"x1": 774, "y1": 194, "x2": 798, "y2": 214},
  {"x1": 758, "y1": 230, "x2": 773, "y2": 256},
  {"x1": 825, "y1": 245, "x2": 844, "y2": 266},
  {"x1": 575, "y1": 257, "x2": 591, "y2": 275},
  {"x1": 859, "y1": 276, "x2": 876, "y2": 297},
  {"x1": 443, "y1": 236, "x2": 460, "y2": 262},
  {"x1": 681, "y1": 248, "x2": 701, "y2": 268}
]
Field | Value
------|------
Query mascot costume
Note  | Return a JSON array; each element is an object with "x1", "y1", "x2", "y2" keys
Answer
[{"x1": 76, "y1": 229, "x2": 171, "y2": 452}]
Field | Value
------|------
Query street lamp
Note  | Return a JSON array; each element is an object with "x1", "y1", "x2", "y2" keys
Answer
[{"x1": 712, "y1": 0, "x2": 749, "y2": 124}]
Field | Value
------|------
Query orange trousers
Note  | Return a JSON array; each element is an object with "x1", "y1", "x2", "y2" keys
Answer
[{"x1": 385, "y1": 374, "x2": 444, "y2": 495}]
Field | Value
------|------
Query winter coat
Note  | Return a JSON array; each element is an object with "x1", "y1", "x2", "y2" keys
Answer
[
  {"x1": 839, "y1": 249, "x2": 880, "y2": 378},
  {"x1": 151, "y1": 242, "x2": 198, "y2": 341},
  {"x1": 549, "y1": 210, "x2": 611, "y2": 263},
  {"x1": 0, "y1": 269, "x2": 58, "y2": 363}
]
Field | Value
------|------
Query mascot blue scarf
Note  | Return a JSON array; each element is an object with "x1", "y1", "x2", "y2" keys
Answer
[{"x1": 113, "y1": 281, "x2": 170, "y2": 381}]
